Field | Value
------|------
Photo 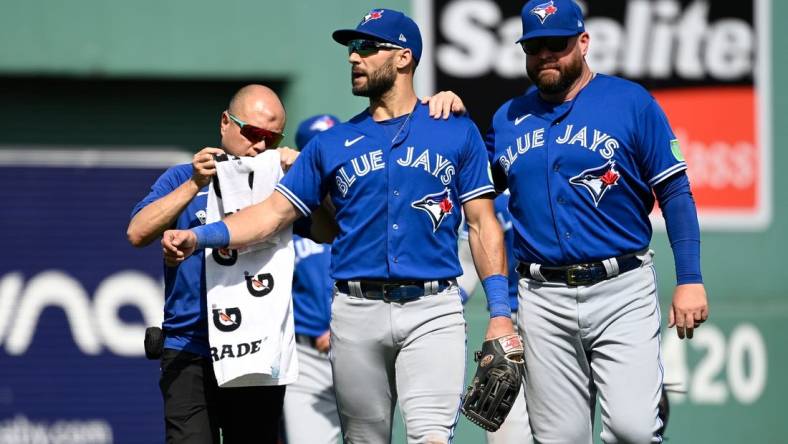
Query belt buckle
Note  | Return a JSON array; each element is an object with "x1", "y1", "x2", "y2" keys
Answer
[
  {"x1": 381, "y1": 282, "x2": 425, "y2": 302},
  {"x1": 380, "y1": 283, "x2": 402, "y2": 302},
  {"x1": 566, "y1": 264, "x2": 594, "y2": 286}
]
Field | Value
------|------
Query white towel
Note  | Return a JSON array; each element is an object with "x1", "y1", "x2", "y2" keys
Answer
[{"x1": 204, "y1": 151, "x2": 297, "y2": 387}]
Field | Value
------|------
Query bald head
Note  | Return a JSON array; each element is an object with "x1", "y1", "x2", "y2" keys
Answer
[
  {"x1": 227, "y1": 84, "x2": 286, "y2": 133},
  {"x1": 220, "y1": 84, "x2": 287, "y2": 156}
]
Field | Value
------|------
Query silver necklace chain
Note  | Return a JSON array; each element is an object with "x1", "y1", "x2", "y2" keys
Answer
[{"x1": 390, "y1": 106, "x2": 415, "y2": 144}]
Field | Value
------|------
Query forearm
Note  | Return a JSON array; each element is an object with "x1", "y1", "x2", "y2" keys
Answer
[
  {"x1": 223, "y1": 191, "x2": 301, "y2": 249},
  {"x1": 465, "y1": 198, "x2": 509, "y2": 318},
  {"x1": 655, "y1": 173, "x2": 703, "y2": 285},
  {"x1": 467, "y1": 217, "x2": 506, "y2": 280},
  {"x1": 127, "y1": 179, "x2": 200, "y2": 247}
]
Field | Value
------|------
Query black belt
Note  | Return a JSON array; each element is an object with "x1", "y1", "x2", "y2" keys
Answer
[
  {"x1": 295, "y1": 334, "x2": 318, "y2": 348},
  {"x1": 335, "y1": 279, "x2": 454, "y2": 302},
  {"x1": 516, "y1": 254, "x2": 643, "y2": 286}
]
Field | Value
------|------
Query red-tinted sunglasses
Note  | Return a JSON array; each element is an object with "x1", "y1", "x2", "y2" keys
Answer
[{"x1": 227, "y1": 112, "x2": 284, "y2": 147}]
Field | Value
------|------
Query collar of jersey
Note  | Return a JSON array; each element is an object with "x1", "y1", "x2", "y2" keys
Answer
[
  {"x1": 361, "y1": 101, "x2": 423, "y2": 125},
  {"x1": 521, "y1": 73, "x2": 601, "y2": 123},
  {"x1": 351, "y1": 101, "x2": 423, "y2": 145}
]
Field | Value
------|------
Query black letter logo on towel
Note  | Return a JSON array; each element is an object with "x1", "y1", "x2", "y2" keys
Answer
[
  {"x1": 212, "y1": 247, "x2": 238, "y2": 266},
  {"x1": 212, "y1": 306, "x2": 242, "y2": 332},
  {"x1": 244, "y1": 271, "x2": 274, "y2": 297}
]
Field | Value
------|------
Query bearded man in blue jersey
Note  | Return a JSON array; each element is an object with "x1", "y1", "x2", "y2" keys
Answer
[
  {"x1": 485, "y1": 1, "x2": 710, "y2": 442},
  {"x1": 161, "y1": 9, "x2": 516, "y2": 444}
]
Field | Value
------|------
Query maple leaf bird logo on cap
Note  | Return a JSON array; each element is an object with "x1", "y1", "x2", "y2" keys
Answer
[
  {"x1": 531, "y1": 1, "x2": 559, "y2": 24},
  {"x1": 309, "y1": 115, "x2": 336, "y2": 132},
  {"x1": 360, "y1": 10, "x2": 384, "y2": 25}
]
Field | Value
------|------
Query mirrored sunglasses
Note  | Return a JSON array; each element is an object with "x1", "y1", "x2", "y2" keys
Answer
[
  {"x1": 347, "y1": 39, "x2": 404, "y2": 56},
  {"x1": 227, "y1": 112, "x2": 284, "y2": 147}
]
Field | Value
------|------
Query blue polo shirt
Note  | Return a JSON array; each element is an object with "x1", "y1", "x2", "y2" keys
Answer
[{"x1": 131, "y1": 164, "x2": 211, "y2": 357}]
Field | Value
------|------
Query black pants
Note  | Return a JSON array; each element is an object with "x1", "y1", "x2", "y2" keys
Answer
[{"x1": 159, "y1": 348, "x2": 286, "y2": 444}]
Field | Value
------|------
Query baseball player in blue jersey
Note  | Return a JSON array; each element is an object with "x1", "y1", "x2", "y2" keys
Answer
[
  {"x1": 283, "y1": 114, "x2": 342, "y2": 444},
  {"x1": 127, "y1": 85, "x2": 299, "y2": 444},
  {"x1": 161, "y1": 8, "x2": 516, "y2": 444},
  {"x1": 484, "y1": 1, "x2": 710, "y2": 442}
]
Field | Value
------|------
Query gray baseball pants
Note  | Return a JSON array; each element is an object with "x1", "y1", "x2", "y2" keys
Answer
[
  {"x1": 517, "y1": 252, "x2": 664, "y2": 443},
  {"x1": 283, "y1": 342, "x2": 341, "y2": 444},
  {"x1": 330, "y1": 284, "x2": 466, "y2": 443},
  {"x1": 486, "y1": 383, "x2": 533, "y2": 444}
]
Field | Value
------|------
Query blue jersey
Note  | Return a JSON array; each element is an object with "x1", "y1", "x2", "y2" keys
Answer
[
  {"x1": 487, "y1": 74, "x2": 686, "y2": 265},
  {"x1": 277, "y1": 102, "x2": 495, "y2": 280},
  {"x1": 292, "y1": 235, "x2": 333, "y2": 337},
  {"x1": 460, "y1": 192, "x2": 518, "y2": 311},
  {"x1": 131, "y1": 164, "x2": 211, "y2": 357}
]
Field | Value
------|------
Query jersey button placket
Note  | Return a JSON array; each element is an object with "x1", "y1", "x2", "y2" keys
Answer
[
  {"x1": 386, "y1": 144, "x2": 402, "y2": 276},
  {"x1": 544, "y1": 124, "x2": 570, "y2": 259}
]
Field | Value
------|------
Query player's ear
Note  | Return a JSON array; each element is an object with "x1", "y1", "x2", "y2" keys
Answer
[
  {"x1": 220, "y1": 111, "x2": 231, "y2": 137},
  {"x1": 396, "y1": 48, "x2": 414, "y2": 71},
  {"x1": 578, "y1": 32, "x2": 590, "y2": 56}
]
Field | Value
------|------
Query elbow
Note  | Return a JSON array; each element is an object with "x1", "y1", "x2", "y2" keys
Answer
[{"x1": 126, "y1": 226, "x2": 150, "y2": 248}]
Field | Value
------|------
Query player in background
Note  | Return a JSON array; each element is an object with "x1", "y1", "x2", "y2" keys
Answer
[
  {"x1": 485, "y1": 0, "x2": 710, "y2": 442},
  {"x1": 160, "y1": 8, "x2": 515, "y2": 444},
  {"x1": 282, "y1": 114, "x2": 342, "y2": 444}
]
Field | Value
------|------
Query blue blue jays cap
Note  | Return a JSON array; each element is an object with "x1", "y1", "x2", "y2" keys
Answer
[
  {"x1": 517, "y1": 0, "x2": 585, "y2": 42},
  {"x1": 295, "y1": 114, "x2": 340, "y2": 150},
  {"x1": 332, "y1": 8, "x2": 423, "y2": 64}
]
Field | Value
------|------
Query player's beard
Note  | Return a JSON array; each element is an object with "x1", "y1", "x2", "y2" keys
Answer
[
  {"x1": 352, "y1": 56, "x2": 397, "y2": 100},
  {"x1": 527, "y1": 50, "x2": 583, "y2": 95}
]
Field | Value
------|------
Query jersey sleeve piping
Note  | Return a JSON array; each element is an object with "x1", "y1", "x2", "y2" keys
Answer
[
  {"x1": 459, "y1": 185, "x2": 496, "y2": 203},
  {"x1": 649, "y1": 162, "x2": 688, "y2": 187},
  {"x1": 275, "y1": 184, "x2": 312, "y2": 216}
]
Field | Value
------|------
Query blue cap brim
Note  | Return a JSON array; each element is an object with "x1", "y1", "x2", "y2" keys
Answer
[
  {"x1": 516, "y1": 28, "x2": 582, "y2": 43},
  {"x1": 332, "y1": 29, "x2": 398, "y2": 46}
]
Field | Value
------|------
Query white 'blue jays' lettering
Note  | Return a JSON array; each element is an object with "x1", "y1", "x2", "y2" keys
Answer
[
  {"x1": 556, "y1": 125, "x2": 619, "y2": 159},
  {"x1": 396, "y1": 147, "x2": 456, "y2": 185},
  {"x1": 498, "y1": 128, "x2": 545, "y2": 173},
  {"x1": 336, "y1": 149, "x2": 385, "y2": 197},
  {"x1": 276, "y1": 102, "x2": 495, "y2": 280},
  {"x1": 294, "y1": 237, "x2": 326, "y2": 264},
  {"x1": 487, "y1": 74, "x2": 688, "y2": 265}
]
